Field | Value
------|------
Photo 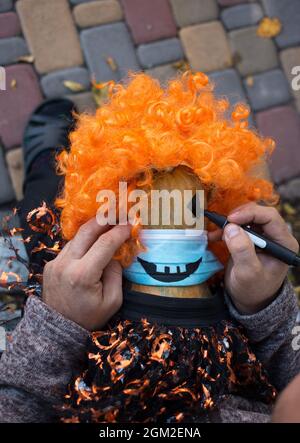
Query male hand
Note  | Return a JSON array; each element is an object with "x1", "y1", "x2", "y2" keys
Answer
[
  {"x1": 272, "y1": 373, "x2": 300, "y2": 423},
  {"x1": 42, "y1": 219, "x2": 131, "y2": 331},
  {"x1": 209, "y1": 203, "x2": 299, "y2": 314}
]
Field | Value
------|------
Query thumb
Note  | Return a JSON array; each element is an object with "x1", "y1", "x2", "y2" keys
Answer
[{"x1": 223, "y1": 223, "x2": 261, "y2": 271}]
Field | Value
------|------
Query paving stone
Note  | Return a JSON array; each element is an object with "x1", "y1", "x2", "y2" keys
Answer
[
  {"x1": 0, "y1": 145, "x2": 15, "y2": 205},
  {"x1": 278, "y1": 178, "x2": 300, "y2": 203},
  {"x1": 70, "y1": 0, "x2": 95, "y2": 4},
  {"x1": 0, "y1": 0, "x2": 13, "y2": 12},
  {"x1": 6, "y1": 148, "x2": 24, "y2": 201},
  {"x1": 209, "y1": 68, "x2": 247, "y2": 105},
  {"x1": 0, "y1": 205, "x2": 20, "y2": 232},
  {"x1": 41, "y1": 67, "x2": 90, "y2": 98},
  {"x1": 244, "y1": 69, "x2": 291, "y2": 112},
  {"x1": 145, "y1": 63, "x2": 178, "y2": 86},
  {"x1": 0, "y1": 37, "x2": 29, "y2": 66},
  {"x1": 209, "y1": 68, "x2": 255, "y2": 126},
  {"x1": 0, "y1": 204, "x2": 28, "y2": 296},
  {"x1": 65, "y1": 91, "x2": 97, "y2": 114},
  {"x1": 218, "y1": 0, "x2": 252, "y2": 5},
  {"x1": 229, "y1": 26, "x2": 278, "y2": 76},
  {"x1": 0, "y1": 64, "x2": 43, "y2": 150},
  {"x1": 0, "y1": 231, "x2": 29, "y2": 290},
  {"x1": 221, "y1": 3, "x2": 263, "y2": 30},
  {"x1": 16, "y1": 0, "x2": 83, "y2": 74},
  {"x1": 0, "y1": 12, "x2": 21, "y2": 38},
  {"x1": 180, "y1": 21, "x2": 232, "y2": 73},
  {"x1": 120, "y1": 0, "x2": 177, "y2": 44},
  {"x1": 261, "y1": 0, "x2": 300, "y2": 48},
  {"x1": 0, "y1": 204, "x2": 20, "y2": 228},
  {"x1": 170, "y1": 0, "x2": 218, "y2": 28},
  {"x1": 249, "y1": 160, "x2": 271, "y2": 181},
  {"x1": 81, "y1": 22, "x2": 140, "y2": 82},
  {"x1": 256, "y1": 105, "x2": 300, "y2": 184},
  {"x1": 137, "y1": 38, "x2": 184, "y2": 69},
  {"x1": 280, "y1": 47, "x2": 300, "y2": 111},
  {"x1": 73, "y1": 0, "x2": 123, "y2": 28}
]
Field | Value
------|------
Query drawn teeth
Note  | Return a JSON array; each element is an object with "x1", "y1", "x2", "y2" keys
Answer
[{"x1": 163, "y1": 265, "x2": 186, "y2": 274}]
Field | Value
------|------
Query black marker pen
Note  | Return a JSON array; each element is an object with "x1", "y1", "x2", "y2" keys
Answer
[
  {"x1": 205, "y1": 209, "x2": 300, "y2": 267},
  {"x1": 190, "y1": 195, "x2": 300, "y2": 267}
]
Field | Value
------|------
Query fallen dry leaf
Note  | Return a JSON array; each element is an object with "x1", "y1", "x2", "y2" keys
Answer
[
  {"x1": 283, "y1": 202, "x2": 297, "y2": 216},
  {"x1": 5, "y1": 303, "x2": 17, "y2": 312},
  {"x1": 294, "y1": 285, "x2": 300, "y2": 296},
  {"x1": 63, "y1": 80, "x2": 85, "y2": 92},
  {"x1": 10, "y1": 79, "x2": 17, "y2": 89},
  {"x1": 245, "y1": 76, "x2": 254, "y2": 87},
  {"x1": 17, "y1": 54, "x2": 34, "y2": 63},
  {"x1": 92, "y1": 87, "x2": 109, "y2": 108},
  {"x1": 257, "y1": 17, "x2": 282, "y2": 38},
  {"x1": 172, "y1": 60, "x2": 190, "y2": 72},
  {"x1": 106, "y1": 56, "x2": 118, "y2": 72},
  {"x1": 91, "y1": 79, "x2": 115, "y2": 108}
]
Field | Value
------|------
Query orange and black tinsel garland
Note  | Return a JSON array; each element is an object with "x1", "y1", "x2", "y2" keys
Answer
[{"x1": 60, "y1": 317, "x2": 277, "y2": 423}]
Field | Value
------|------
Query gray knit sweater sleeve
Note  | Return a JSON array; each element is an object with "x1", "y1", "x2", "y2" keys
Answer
[
  {"x1": 224, "y1": 279, "x2": 300, "y2": 391},
  {"x1": 0, "y1": 296, "x2": 89, "y2": 422},
  {"x1": 0, "y1": 281, "x2": 299, "y2": 423}
]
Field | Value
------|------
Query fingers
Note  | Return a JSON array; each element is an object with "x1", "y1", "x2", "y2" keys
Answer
[
  {"x1": 223, "y1": 223, "x2": 261, "y2": 273},
  {"x1": 81, "y1": 224, "x2": 131, "y2": 281},
  {"x1": 101, "y1": 259, "x2": 123, "y2": 316},
  {"x1": 228, "y1": 203, "x2": 299, "y2": 252},
  {"x1": 67, "y1": 218, "x2": 111, "y2": 259}
]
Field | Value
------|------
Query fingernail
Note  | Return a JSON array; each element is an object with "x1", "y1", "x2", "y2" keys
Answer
[{"x1": 225, "y1": 224, "x2": 240, "y2": 239}]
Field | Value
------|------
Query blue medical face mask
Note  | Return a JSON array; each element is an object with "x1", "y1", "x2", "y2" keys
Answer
[{"x1": 123, "y1": 229, "x2": 223, "y2": 287}]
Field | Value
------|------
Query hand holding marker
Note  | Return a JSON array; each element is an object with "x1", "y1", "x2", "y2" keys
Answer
[{"x1": 191, "y1": 195, "x2": 300, "y2": 267}]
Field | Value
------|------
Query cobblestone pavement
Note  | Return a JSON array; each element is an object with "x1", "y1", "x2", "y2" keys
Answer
[{"x1": 0, "y1": 0, "x2": 300, "y2": 323}]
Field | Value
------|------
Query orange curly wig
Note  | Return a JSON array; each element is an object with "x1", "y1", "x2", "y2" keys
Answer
[{"x1": 56, "y1": 72, "x2": 278, "y2": 267}]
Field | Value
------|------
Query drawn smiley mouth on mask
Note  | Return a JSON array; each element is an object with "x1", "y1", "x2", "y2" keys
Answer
[{"x1": 137, "y1": 257, "x2": 202, "y2": 283}]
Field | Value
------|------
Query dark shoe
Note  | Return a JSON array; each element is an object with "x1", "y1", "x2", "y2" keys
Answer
[{"x1": 23, "y1": 98, "x2": 77, "y2": 174}]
